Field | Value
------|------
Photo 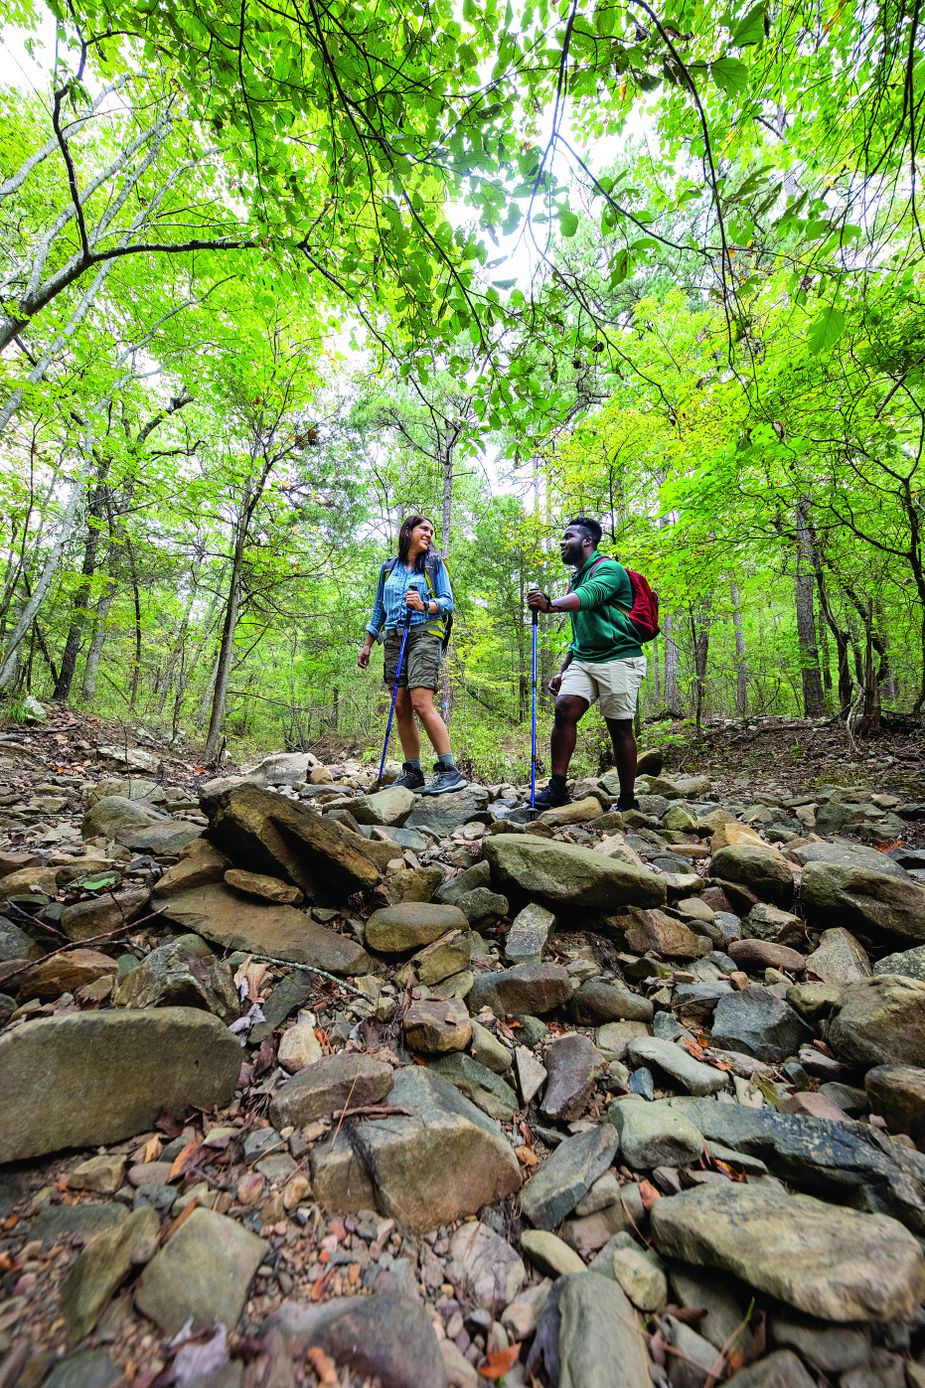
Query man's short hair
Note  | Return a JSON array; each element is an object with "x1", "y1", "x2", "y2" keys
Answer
[{"x1": 567, "y1": 516, "x2": 603, "y2": 547}]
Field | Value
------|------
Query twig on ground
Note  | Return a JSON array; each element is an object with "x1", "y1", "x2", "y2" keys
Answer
[{"x1": 240, "y1": 954, "x2": 366, "y2": 997}]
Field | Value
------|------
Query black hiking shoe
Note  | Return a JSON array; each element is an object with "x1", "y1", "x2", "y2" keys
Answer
[
  {"x1": 391, "y1": 762, "x2": 426, "y2": 791},
  {"x1": 419, "y1": 764, "x2": 468, "y2": 796},
  {"x1": 532, "y1": 778, "x2": 570, "y2": 809},
  {"x1": 616, "y1": 795, "x2": 640, "y2": 812}
]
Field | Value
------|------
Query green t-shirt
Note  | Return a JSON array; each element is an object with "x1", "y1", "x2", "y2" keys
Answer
[{"x1": 568, "y1": 551, "x2": 643, "y2": 662}]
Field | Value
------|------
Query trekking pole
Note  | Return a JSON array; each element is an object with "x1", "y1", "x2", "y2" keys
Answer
[
  {"x1": 528, "y1": 584, "x2": 539, "y2": 809},
  {"x1": 377, "y1": 607, "x2": 413, "y2": 788}
]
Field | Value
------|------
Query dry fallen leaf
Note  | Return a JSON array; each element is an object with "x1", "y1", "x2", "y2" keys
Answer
[
  {"x1": 479, "y1": 1342, "x2": 522, "y2": 1380},
  {"x1": 169, "y1": 1134, "x2": 204, "y2": 1181},
  {"x1": 516, "y1": 1145, "x2": 539, "y2": 1167},
  {"x1": 639, "y1": 1179, "x2": 660, "y2": 1210},
  {"x1": 306, "y1": 1346, "x2": 339, "y2": 1386}
]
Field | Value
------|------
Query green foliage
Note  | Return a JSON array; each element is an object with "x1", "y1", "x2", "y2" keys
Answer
[{"x1": 1, "y1": 0, "x2": 924, "y2": 764}]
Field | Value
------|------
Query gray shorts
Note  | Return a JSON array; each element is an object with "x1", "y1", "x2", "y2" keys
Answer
[
  {"x1": 383, "y1": 628, "x2": 443, "y2": 691},
  {"x1": 559, "y1": 655, "x2": 647, "y2": 719}
]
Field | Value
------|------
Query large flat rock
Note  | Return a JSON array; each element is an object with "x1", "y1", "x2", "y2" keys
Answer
[
  {"x1": 311, "y1": 1065, "x2": 521, "y2": 1233},
  {"x1": 154, "y1": 883, "x2": 369, "y2": 974},
  {"x1": 0, "y1": 1008, "x2": 240, "y2": 1163},
  {"x1": 484, "y1": 834, "x2": 666, "y2": 910},
  {"x1": 827, "y1": 974, "x2": 925, "y2": 1067},
  {"x1": 201, "y1": 784, "x2": 379, "y2": 902},
  {"x1": 802, "y1": 860, "x2": 925, "y2": 943},
  {"x1": 650, "y1": 1182, "x2": 925, "y2": 1322},
  {"x1": 134, "y1": 1208, "x2": 266, "y2": 1334},
  {"x1": 266, "y1": 1292, "x2": 447, "y2": 1388},
  {"x1": 666, "y1": 1095, "x2": 925, "y2": 1233}
]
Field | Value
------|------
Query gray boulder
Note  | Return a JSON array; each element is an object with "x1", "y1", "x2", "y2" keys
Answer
[
  {"x1": 81, "y1": 795, "x2": 201, "y2": 855},
  {"x1": 710, "y1": 987, "x2": 812, "y2": 1063},
  {"x1": 484, "y1": 834, "x2": 666, "y2": 909},
  {"x1": 0, "y1": 1008, "x2": 240, "y2": 1162},
  {"x1": 828, "y1": 974, "x2": 925, "y2": 1068},
  {"x1": 875, "y1": 944, "x2": 925, "y2": 980},
  {"x1": 134, "y1": 1208, "x2": 266, "y2": 1334},
  {"x1": 667, "y1": 1096, "x2": 925, "y2": 1234},
  {"x1": 802, "y1": 860, "x2": 925, "y2": 943},
  {"x1": 113, "y1": 935, "x2": 238, "y2": 1020},
  {"x1": 650, "y1": 1182, "x2": 925, "y2": 1322},
  {"x1": 521, "y1": 1125, "x2": 618, "y2": 1230},
  {"x1": 311, "y1": 1065, "x2": 521, "y2": 1233},
  {"x1": 529, "y1": 1271, "x2": 651, "y2": 1388},
  {"x1": 266, "y1": 1293, "x2": 446, "y2": 1388},
  {"x1": 270, "y1": 1053, "x2": 394, "y2": 1128},
  {"x1": 865, "y1": 1065, "x2": 925, "y2": 1145},
  {"x1": 468, "y1": 963, "x2": 572, "y2": 1016},
  {"x1": 711, "y1": 844, "x2": 794, "y2": 908},
  {"x1": 405, "y1": 786, "x2": 490, "y2": 835}
]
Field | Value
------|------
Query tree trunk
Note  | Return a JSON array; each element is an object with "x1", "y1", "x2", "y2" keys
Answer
[
  {"x1": 203, "y1": 520, "x2": 248, "y2": 762},
  {"x1": 53, "y1": 465, "x2": 111, "y2": 702},
  {"x1": 795, "y1": 496, "x2": 825, "y2": 715},
  {"x1": 690, "y1": 602, "x2": 711, "y2": 728},
  {"x1": 0, "y1": 456, "x2": 90, "y2": 691},
  {"x1": 730, "y1": 581, "x2": 748, "y2": 718},
  {"x1": 662, "y1": 612, "x2": 682, "y2": 713},
  {"x1": 79, "y1": 582, "x2": 116, "y2": 702}
]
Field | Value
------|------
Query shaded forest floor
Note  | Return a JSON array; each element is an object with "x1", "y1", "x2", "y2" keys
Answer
[{"x1": 2, "y1": 703, "x2": 922, "y2": 844}]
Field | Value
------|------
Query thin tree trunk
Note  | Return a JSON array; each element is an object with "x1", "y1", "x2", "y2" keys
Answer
[
  {"x1": 438, "y1": 431, "x2": 454, "y2": 729},
  {"x1": 663, "y1": 613, "x2": 681, "y2": 713},
  {"x1": 690, "y1": 602, "x2": 711, "y2": 728},
  {"x1": 53, "y1": 465, "x2": 111, "y2": 701},
  {"x1": 730, "y1": 581, "x2": 748, "y2": 718},
  {"x1": 795, "y1": 496, "x2": 825, "y2": 715},
  {"x1": 80, "y1": 582, "x2": 116, "y2": 702},
  {"x1": 204, "y1": 519, "x2": 248, "y2": 762},
  {"x1": 0, "y1": 455, "x2": 90, "y2": 690}
]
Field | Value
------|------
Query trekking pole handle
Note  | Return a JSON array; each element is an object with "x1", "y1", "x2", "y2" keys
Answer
[{"x1": 528, "y1": 582, "x2": 540, "y2": 625}]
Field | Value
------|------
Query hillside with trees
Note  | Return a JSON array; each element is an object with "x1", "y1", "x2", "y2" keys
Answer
[{"x1": 1, "y1": 0, "x2": 923, "y2": 773}]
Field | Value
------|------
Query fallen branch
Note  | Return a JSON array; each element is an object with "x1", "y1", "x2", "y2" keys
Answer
[{"x1": 240, "y1": 954, "x2": 366, "y2": 997}]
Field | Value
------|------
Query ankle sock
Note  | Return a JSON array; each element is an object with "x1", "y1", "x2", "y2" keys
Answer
[
  {"x1": 405, "y1": 759, "x2": 422, "y2": 771},
  {"x1": 550, "y1": 774, "x2": 566, "y2": 788},
  {"x1": 438, "y1": 753, "x2": 455, "y2": 769}
]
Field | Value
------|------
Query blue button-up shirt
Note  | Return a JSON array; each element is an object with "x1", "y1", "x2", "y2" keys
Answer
[{"x1": 366, "y1": 557, "x2": 454, "y2": 640}]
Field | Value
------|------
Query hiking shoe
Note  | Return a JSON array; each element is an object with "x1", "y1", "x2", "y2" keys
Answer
[
  {"x1": 420, "y1": 764, "x2": 468, "y2": 795},
  {"x1": 616, "y1": 796, "x2": 640, "y2": 812},
  {"x1": 532, "y1": 779, "x2": 570, "y2": 809},
  {"x1": 391, "y1": 762, "x2": 426, "y2": 791}
]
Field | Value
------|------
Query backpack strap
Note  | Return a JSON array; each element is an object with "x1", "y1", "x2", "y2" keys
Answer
[
  {"x1": 567, "y1": 555, "x2": 609, "y2": 594},
  {"x1": 568, "y1": 555, "x2": 632, "y2": 615},
  {"x1": 384, "y1": 554, "x2": 453, "y2": 651}
]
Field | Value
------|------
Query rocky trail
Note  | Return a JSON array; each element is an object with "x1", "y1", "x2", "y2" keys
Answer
[{"x1": 2, "y1": 708, "x2": 925, "y2": 1388}]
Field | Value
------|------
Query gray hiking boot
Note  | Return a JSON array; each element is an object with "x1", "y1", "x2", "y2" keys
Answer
[
  {"x1": 419, "y1": 764, "x2": 468, "y2": 796},
  {"x1": 391, "y1": 762, "x2": 426, "y2": 791}
]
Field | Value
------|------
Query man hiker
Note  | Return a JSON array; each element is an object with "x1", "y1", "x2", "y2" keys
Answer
[{"x1": 527, "y1": 517, "x2": 647, "y2": 811}]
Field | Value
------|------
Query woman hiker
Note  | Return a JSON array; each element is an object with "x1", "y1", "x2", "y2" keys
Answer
[{"x1": 358, "y1": 514, "x2": 468, "y2": 795}]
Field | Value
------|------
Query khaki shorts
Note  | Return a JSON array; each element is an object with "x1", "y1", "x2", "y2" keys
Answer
[
  {"x1": 559, "y1": 655, "x2": 647, "y2": 720},
  {"x1": 383, "y1": 628, "x2": 443, "y2": 691}
]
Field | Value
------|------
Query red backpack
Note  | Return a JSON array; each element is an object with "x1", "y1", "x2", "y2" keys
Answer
[{"x1": 574, "y1": 557, "x2": 660, "y2": 642}]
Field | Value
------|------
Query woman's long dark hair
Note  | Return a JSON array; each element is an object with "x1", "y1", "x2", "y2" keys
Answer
[{"x1": 397, "y1": 514, "x2": 435, "y2": 572}]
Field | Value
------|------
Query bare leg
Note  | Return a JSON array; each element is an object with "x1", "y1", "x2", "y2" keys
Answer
[
  {"x1": 550, "y1": 695, "x2": 589, "y2": 777},
  {"x1": 394, "y1": 688, "x2": 421, "y2": 761},
  {"x1": 605, "y1": 717, "x2": 637, "y2": 800},
  {"x1": 410, "y1": 687, "x2": 452, "y2": 757}
]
